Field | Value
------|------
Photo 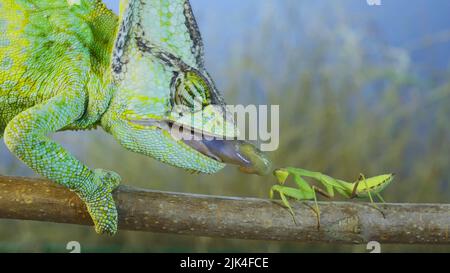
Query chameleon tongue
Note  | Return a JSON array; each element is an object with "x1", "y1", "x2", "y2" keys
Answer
[{"x1": 187, "y1": 139, "x2": 272, "y2": 176}]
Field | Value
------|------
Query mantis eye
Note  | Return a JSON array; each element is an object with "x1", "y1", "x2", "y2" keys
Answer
[{"x1": 172, "y1": 70, "x2": 212, "y2": 111}]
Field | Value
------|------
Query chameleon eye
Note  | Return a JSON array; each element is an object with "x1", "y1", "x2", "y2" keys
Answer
[{"x1": 173, "y1": 71, "x2": 212, "y2": 111}]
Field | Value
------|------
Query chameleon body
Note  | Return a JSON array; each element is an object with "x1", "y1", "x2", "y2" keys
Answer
[{"x1": 0, "y1": 0, "x2": 271, "y2": 234}]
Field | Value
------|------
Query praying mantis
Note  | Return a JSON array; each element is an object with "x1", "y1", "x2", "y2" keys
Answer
[{"x1": 269, "y1": 167, "x2": 394, "y2": 227}]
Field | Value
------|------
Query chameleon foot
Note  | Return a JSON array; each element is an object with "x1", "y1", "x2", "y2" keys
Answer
[
  {"x1": 85, "y1": 192, "x2": 118, "y2": 235},
  {"x1": 81, "y1": 170, "x2": 121, "y2": 235},
  {"x1": 93, "y1": 169, "x2": 121, "y2": 192}
]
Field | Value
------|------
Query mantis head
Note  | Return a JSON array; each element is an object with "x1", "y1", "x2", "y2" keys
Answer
[{"x1": 274, "y1": 168, "x2": 290, "y2": 184}]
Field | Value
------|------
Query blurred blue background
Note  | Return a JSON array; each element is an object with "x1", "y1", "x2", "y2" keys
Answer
[{"x1": 0, "y1": 0, "x2": 449, "y2": 252}]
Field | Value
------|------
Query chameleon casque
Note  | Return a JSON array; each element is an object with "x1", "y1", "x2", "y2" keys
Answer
[{"x1": 0, "y1": 0, "x2": 271, "y2": 234}]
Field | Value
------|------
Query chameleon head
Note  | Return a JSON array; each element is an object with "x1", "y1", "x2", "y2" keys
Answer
[
  {"x1": 103, "y1": 66, "x2": 271, "y2": 175},
  {"x1": 102, "y1": 0, "x2": 271, "y2": 175}
]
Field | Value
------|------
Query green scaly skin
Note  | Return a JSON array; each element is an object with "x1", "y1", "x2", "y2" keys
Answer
[{"x1": 0, "y1": 0, "x2": 271, "y2": 235}]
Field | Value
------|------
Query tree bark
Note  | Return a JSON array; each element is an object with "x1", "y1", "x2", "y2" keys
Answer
[{"x1": 0, "y1": 175, "x2": 449, "y2": 244}]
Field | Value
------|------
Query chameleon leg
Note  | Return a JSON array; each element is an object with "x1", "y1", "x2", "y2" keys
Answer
[{"x1": 3, "y1": 90, "x2": 120, "y2": 235}]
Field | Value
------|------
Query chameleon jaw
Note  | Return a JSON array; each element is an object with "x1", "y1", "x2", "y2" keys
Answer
[
  {"x1": 129, "y1": 118, "x2": 272, "y2": 176},
  {"x1": 183, "y1": 138, "x2": 272, "y2": 176}
]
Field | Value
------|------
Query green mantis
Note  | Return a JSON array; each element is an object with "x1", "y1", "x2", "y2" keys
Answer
[{"x1": 269, "y1": 167, "x2": 394, "y2": 227}]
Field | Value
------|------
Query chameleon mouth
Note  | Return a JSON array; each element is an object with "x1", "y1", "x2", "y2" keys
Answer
[
  {"x1": 184, "y1": 138, "x2": 272, "y2": 176},
  {"x1": 176, "y1": 128, "x2": 271, "y2": 176},
  {"x1": 130, "y1": 118, "x2": 272, "y2": 175}
]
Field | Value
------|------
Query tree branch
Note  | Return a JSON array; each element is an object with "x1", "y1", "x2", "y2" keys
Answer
[{"x1": 0, "y1": 176, "x2": 449, "y2": 244}]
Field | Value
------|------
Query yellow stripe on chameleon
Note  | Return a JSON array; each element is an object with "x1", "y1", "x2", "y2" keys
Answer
[{"x1": 0, "y1": 0, "x2": 30, "y2": 81}]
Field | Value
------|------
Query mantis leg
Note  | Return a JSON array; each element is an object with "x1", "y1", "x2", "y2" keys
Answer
[
  {"x1": 288, "y1": 168, "x2": 346, "y2": 198},
  {"x1": 357, "y1": 174, "x2": 386, "y2": 218},
  {"x1": 311, "y1": 186, "x2": 321, "y2": 229},
  {"x1": 270, "y1": 174, "x2": 323, "y2": 228},
  {"x1": 376, "y1": 193, "x2": 386, "y2": 203},
  {"x1": 360, "y1": 174, "x2": 375, "y2": 204},
  {"x1": 270, "y1": 185, "x2": 305, "y2": 224}
]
